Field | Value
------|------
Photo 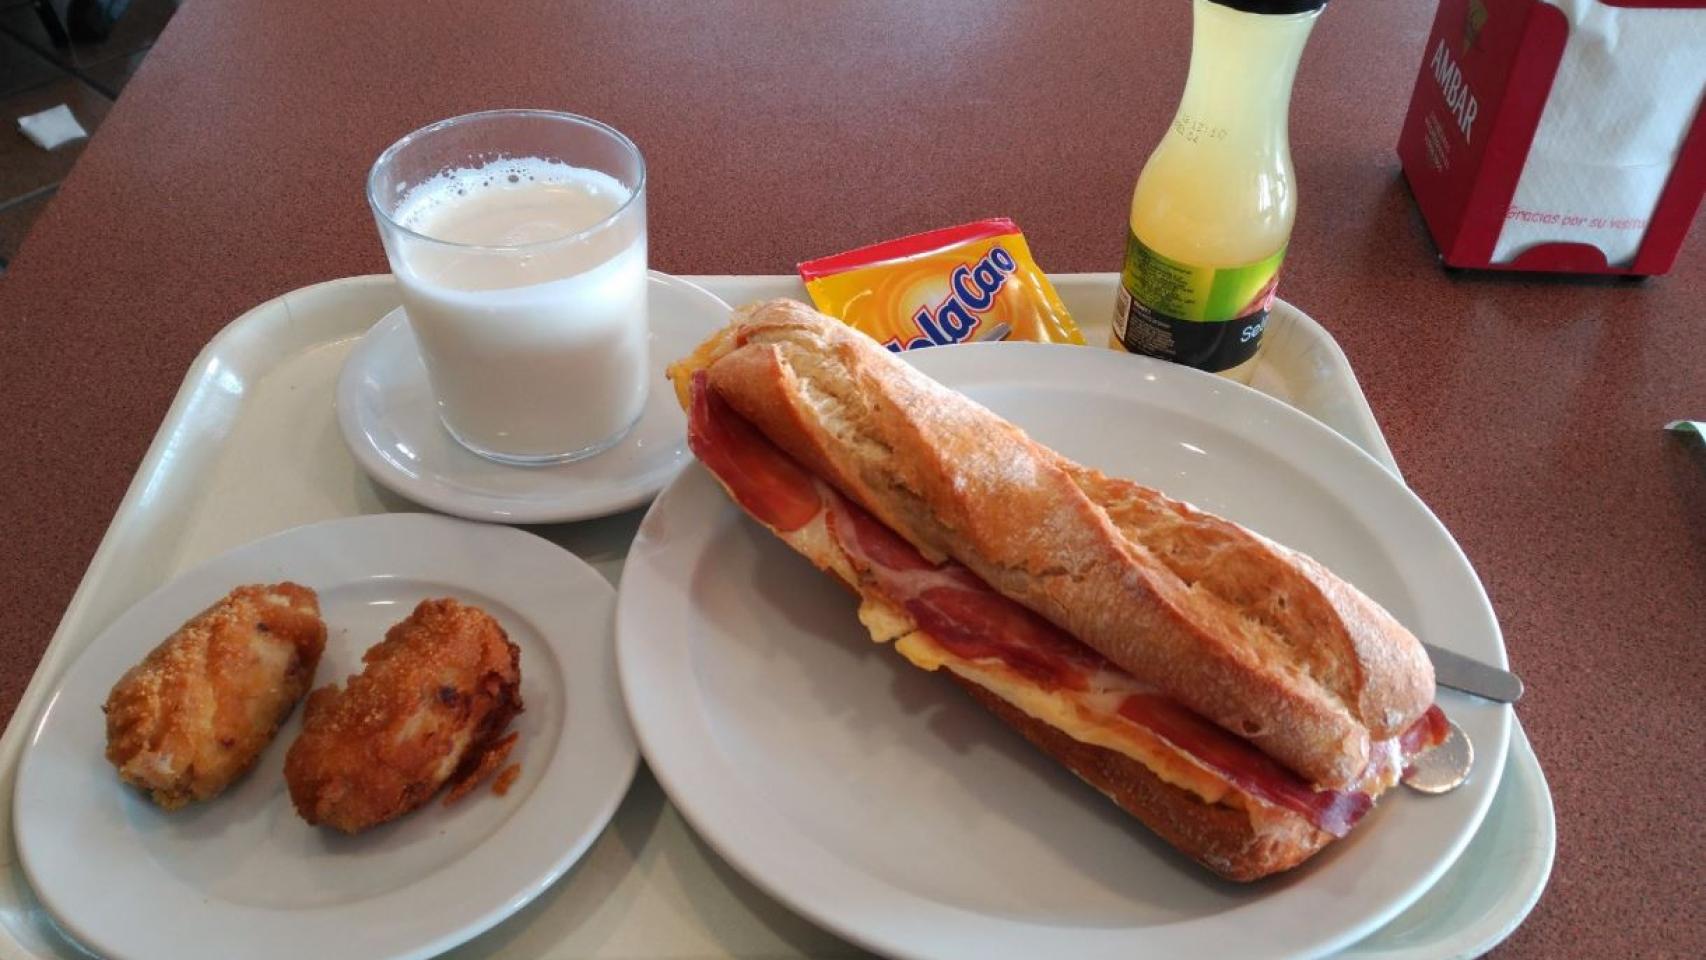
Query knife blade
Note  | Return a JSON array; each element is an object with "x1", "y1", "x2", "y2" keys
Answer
[{"x1": 1423, "y1": 641, "x2": 1524, "y2": 703}]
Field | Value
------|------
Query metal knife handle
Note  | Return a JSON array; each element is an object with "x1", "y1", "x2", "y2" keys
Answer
[{"x1": 1423, "y1": 641, "x2": 1524, "y2": 703}]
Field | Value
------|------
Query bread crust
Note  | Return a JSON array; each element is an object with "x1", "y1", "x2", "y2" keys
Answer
[{"x1": 676, "y1": 299, "x2": 1433, "y2": 789}]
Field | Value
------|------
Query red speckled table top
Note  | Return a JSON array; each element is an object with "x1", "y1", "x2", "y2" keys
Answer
[{"x1": 0, "y1": 1, "x2": 1701, "y2": 957}]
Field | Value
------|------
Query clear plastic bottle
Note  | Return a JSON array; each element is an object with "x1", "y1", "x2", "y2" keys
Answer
[{"x1": 1110, "y1": 0, "x2": 1326, "y2": 383}]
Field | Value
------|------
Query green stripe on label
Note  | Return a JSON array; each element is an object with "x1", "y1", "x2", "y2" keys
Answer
[
  {"x1": 1113, "y1": 231, "x2": 1287, "y2": 372},
  {"x1": 1120, "y1": 231, "x2": 1285, "y2": 323}
]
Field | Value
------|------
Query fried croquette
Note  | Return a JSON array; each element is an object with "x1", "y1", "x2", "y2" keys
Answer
[
  {"x1": 491, "y1": 763, "x2": 522, "y2": 797},
  {"x1": 441, "y1": 731, "x2": 518, "y2": 807},
  {"x1": 284, "y1": 598, "x2": 522, "y2": 833},
  {"x1": 104, "y1": 582, "x2": 326, "y2": 810}
]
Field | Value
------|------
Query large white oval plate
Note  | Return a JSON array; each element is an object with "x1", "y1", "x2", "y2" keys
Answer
[
  {"x1": 15, "y1": 513, "x2": 637, "y2": 960},
  {"x1": 617, "y1": 343, "x2": 1511, "y2": 960}
]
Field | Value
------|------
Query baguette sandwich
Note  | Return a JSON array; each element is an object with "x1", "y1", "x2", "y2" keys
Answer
[{"x1": 666, "y1": 299, "x2": 1447, "y2": 881}]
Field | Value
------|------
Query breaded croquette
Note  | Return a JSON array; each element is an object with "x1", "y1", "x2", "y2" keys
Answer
[
  {"x1": 284, "y1": 598, "x2": 523, "y2": 833},
  {"x1": 104, "y1": 583, "x2": 326, "y2": 810},
  {"x1": 441, "y1": 730, "x2": 518, "y2": 806}
]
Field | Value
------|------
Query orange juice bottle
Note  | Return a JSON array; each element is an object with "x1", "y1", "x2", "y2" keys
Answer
[{"x1": 1110, "y1": 0, "x2": 1325, "y2": 383}]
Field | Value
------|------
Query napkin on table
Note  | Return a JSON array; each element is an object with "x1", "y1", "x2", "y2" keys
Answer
[{"x1": 17, "y1": 104, "x2": 88, "y2": 150}]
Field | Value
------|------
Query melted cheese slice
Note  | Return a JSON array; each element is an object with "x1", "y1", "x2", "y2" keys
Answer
[
  {"x1": 858, "y1": 598, "x2": 1240, "y2": 807},
  {"x1": 774, "y1": 480, "x2": 1400, "y2": 821},
  {"x1": 789, "y1": 493, "x2": 1244, "y2": 809}
]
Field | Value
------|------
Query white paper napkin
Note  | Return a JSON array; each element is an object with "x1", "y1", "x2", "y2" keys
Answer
[
  {"x1": 1492, "y1": 0, "x2": 1706, "y2": 267},
  {"x1": 17, "y1": 103, "x2": 88, "y2": 150}
]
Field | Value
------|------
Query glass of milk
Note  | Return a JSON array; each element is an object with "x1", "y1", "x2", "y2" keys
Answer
[{"x1": 368, "y1": 110, "x2": 648, "y2": 465}]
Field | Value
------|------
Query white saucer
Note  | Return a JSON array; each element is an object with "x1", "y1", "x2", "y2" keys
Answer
[{"x1": 336, "y1": 272, "x2": 731, "y2": 524}]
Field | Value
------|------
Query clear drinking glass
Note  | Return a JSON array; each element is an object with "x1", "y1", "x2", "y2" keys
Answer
[{"x1": 368, "y1": 110, "x2": 648, "y2": 465}]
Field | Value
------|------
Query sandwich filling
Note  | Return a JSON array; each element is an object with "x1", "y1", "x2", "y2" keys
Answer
[{"x1": 689, "y1": 374, "x2": 1447, "y2": 838}]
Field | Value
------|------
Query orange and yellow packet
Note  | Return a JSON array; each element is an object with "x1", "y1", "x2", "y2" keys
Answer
[{"x1": 798, "y1": 218, "x2": 1083, "y2": 351}]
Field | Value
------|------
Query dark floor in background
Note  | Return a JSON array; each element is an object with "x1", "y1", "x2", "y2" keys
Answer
[{"x1": 0, "y1": 0, "x2": 178, "y2": 273}]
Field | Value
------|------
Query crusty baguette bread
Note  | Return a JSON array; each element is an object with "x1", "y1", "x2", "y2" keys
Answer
[
  {"x1": 668, "y1": 299, "x2": 1433, "y2": 790},
  {"x1": 673, "y1": 383, "x2": 1342, "y2": 882}
]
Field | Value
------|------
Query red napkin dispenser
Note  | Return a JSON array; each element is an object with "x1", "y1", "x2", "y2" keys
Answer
[{"x1": 1397, "y1": 0, "x2": 1706, "y2": 276}]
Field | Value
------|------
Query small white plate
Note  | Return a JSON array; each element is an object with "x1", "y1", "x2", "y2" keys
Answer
[
  {"x1": 15, "y1": 513, "x2": 637, "y2": 960},
  {"x1": 337, "y1": 272, "x2": 731, "y2": 523},
  {"x1": 618, "y1": 342, "x2": 1512, "y2": 960}
]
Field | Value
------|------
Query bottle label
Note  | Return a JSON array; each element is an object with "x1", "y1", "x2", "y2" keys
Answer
[{"x1": 1111, "y1": 231, "x2": 1286, "y2": 372}]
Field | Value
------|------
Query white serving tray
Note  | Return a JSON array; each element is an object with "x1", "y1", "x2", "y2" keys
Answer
[{"x1": 0, "y1": 274, "x2": 1554, "y2": 960}]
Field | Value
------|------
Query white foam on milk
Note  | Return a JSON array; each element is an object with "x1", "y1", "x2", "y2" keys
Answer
[{"x1": 394, "y1": 158, "x2": 630, "y2": 248}]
